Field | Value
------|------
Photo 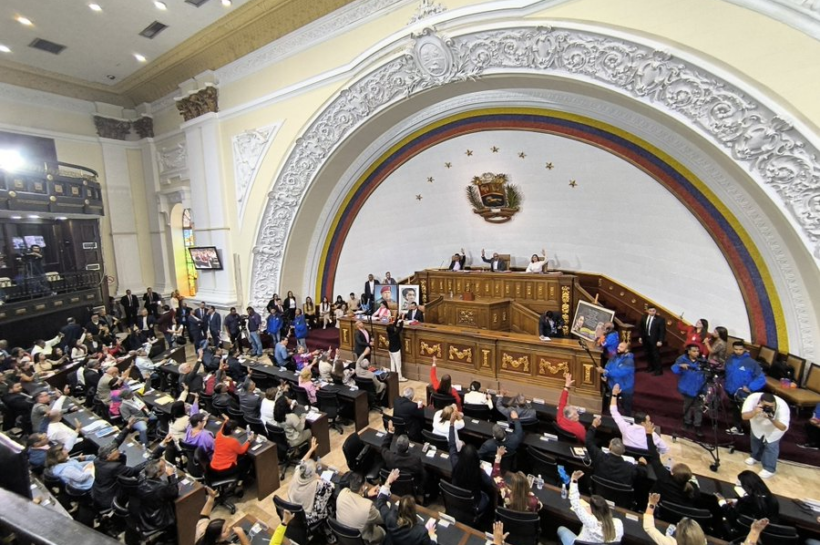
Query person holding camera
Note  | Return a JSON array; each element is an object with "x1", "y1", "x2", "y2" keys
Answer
[{"x1": 742, "y1": 392, "x2": 789, "y2": 479}]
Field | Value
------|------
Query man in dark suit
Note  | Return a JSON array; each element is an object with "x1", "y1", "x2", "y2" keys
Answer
[
  {"x1": 143, "y1": 288, "x2": 161, "y2": 318},
  {"x1": 353, "y1": 320, "x2": 371, "y2": 359},
  {"x1": 380, "y1": 424, "x2": 426, "y2": 496},
  {"x1": 403, "y1": 303, "x2": 424, "y2": 323},
  {"x1": 481, "y1": 249, "x2": 507, "y2": 271},
  {"x1": 638, "y1": 305, "x2": 666, "y2": 375},
  {"x1": 586, "y1": 416, "x2": 647, "y2": 487},
  {"x1": 120, "y1": 289, "x2": 140, "y2": 327},
  {"x1": 207, "y1": 306, "x2": 222, "y2": 348},
  {"x1": 362, "y1": 274, "x2": 380, "y2": 310},
  {"x1": 190, "y1": 302, "x2": 208, "y2": 349},
  {"x1": 392, "y1": 387, "x2": 426, "y2": 442},
  {"x1": 60, "y1": 318, "x2": 84, "y2": 353},
  {"x1": 448, "y1": 248, "x2": 467, "y2": 270},
  {"x1": 136, "y1": 309, "x2": 156, "y2": 343}
]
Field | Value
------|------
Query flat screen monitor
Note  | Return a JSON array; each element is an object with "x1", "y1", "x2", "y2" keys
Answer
[
  {"x1": 24, "y1": 235, "x2": 46, "y2": 248},
  {"x1": 188, "y1": 246, "x2": 223, "y2": 270},
  {"x1": 11, "y1": 236, "x2": 26, "y2": 251},
  {"x1": 0, "y1": 434, "x2": 32, "y2": 500}
]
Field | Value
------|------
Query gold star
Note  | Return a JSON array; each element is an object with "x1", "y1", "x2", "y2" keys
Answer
[
  {"x1": 545, "y1": 162, "x2": 554, "y2": 170},
  {"x1": 415, "y1": 194, "x2": 423, "y2": 200},
  {"x1": 444, "y1": 162, "x2": 452, "y2": 168},
  {"x1": 427, "y1": 176, "x2": 434, "y2": 183},
  {"x1": 569, "y1": 179, "x2": 577, "y2": 187},
  {"x1": 491, "y1": 146, "x2": 499, "y2": 153},
  {"x1": 465, "y1": 150, "x2": 473, "y2": 156},
  {"x1": 518, "y1": 152, "x2": 526, "y2": 159}
]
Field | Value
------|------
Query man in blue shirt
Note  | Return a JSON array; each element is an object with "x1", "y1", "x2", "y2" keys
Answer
[
  {"x1": 798, "y1": 403, "x2": 820, "y2": 450},
  {"x1": 601, "y1": 341, "x2": 636, "y2": 415},
  {"x1": 672, "y1": 345, "x2": 707, "y2": 437},
  {"x1": 246, "y1": 306, "x2": 263, "y2": 358},
  {"x1": 274, "y1": 337, "x2": 292, "y2": 370},
  {"x1": 724, "y1": 341, "x2": 766, "y2": 436}
]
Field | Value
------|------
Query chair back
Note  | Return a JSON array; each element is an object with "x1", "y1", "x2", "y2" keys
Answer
[
  {"x1": 265, "y1": 422, "x2": 290, "y2": 457},
  {"x1": 528, "y1": 447, "x2": 559, "y2": 486},
  {"x1": 179, "y1": 441, "x2": 205, "y2": 479},
  {"x1": 431, "y1": 392, "x2": 456, "y2": 410},
  {"x1": 462, "y1": 403, "x2": 491, "y2": 420},
  {"x1": 756, "y1": 345, "x2": 777, "y2": 366},
  {"x1": 390, "y1": 415, "x2": 407, "y2": 437},
  {"x1": 226, "y1": 405, "x2": 247, "y2": 427},
  {"x1": 590, "y1": 475, "x2": 635, "y2": 510},
  {"x1": 496, "y1": 506, "x2": 540, "y2": 545},
  {"x1": 421, "y1": 429, "x2": 449, "y2": 451},
  {"x1": 658, "y1": 501, "x2": 714, "y2": 533},
  {"x1": 211, "y1": 399, "x2": 229, "y2": 417},
  {"x1": 292, "y1": 385, "x2": 312, "y2": 407},
  {"x1": 244, "y1": 414, "x2": 268, "y2": 437},
  {"x1": 439, "y1": 480, "x2": 478, "y2": 526},
  {"x1": 250, "y1": 371, "x2": 275, "y2": 391},
  {"x1": 328, "y1": 517, "x2": 366, "y2": 545},
  {"x1": 378, "y1": 468, "x2": 415, "y2": 496},
  {"x1": 737, "y1": 515, "x2": 799, "y2": 545},
  {"x1": 273, "y1": 495, "x2": 309, "y2": 544},
  {"x1": 316, "y1": 390, "x2": 340, "y2": 419},
  {"x1": 198, "y1": 393, "x2": 213, "y2": 413},
  {"x1": 552, "y1": 421, "x2": 581, "y2": 443},
  {"x1": 353, "y1": 376, "x2": 376, "y2": 395}
]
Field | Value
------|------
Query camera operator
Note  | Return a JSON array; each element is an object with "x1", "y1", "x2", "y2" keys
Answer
[
  {"x1": 742, "y1": 392, "x2": 789, "y2": 479},
  {"x1": 671, "y1": 344, "x2": 707, "y2": 438}
]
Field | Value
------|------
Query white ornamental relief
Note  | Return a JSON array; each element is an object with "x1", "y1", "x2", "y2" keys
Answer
[
  {"x1": 250, "y1": 25, "x2": 820, "y2": 321},
  {"x1": 157, "y1": 142, "x2": 187, "y2": 174},
  {"x1": 232, "y1": 124, "x2": 281, "y2": 222}
]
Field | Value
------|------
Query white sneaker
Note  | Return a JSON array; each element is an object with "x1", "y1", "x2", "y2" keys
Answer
[
  {"x1": 745, "y1": 457, "x2": 758, "y2": 466},
  {"x1": 758, "y1": 469, "x2": 775, "y2": 479}
]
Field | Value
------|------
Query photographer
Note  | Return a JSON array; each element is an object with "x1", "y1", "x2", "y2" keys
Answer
[{"x1": 742, "y1": 392, "x2": 789, "y2": 479}]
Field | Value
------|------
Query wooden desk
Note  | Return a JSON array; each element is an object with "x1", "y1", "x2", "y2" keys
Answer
[
  {"x1": 432, "y1": 297, "x2": 513, "y2": 331},
  {"x1": 340, "y1": 319, "x2": 603, "y2": 410}
]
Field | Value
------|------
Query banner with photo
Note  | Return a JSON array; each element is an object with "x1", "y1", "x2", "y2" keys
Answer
[
  {"x1": 570, "y1": 300, "x2": 616, "y2": 342},
  {"x1": 399, "y1": 285, "x2": 420, "y2": 314}
]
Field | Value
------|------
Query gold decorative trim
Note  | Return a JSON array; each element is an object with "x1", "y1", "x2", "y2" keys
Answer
[
  {"x1": 378, "y1": 335, "x2": 389, "y2": 349},
  {"x1": 583, "y1": 363, "x2": 593, "y2": 384},
  {"x1": 481, "y1": 349, "x2": 491, "y2": 368},
  {"x1": 342, "y1": 329, "x2": 349, "y2": 344},
  {"x1": 538, "y1": 359, "x2": 569, "y2": 376},
  {"x1": 561, "y1": 285, "x2": 571, "y2": 336},
  {"x1": 448, "y1": 346, "x2": 473, "y2": 363},
  {"x1": 501, "y1": 353, "x2": 529, "y2": 372},
  {"x1": 420, "y1": 341, "x2": 442, "y2": 358}
]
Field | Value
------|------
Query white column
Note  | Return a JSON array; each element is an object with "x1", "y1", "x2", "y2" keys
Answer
[
  {"x1": 100, "y1": 139, "x2": 145, "y2": 296},
  {"x1": 184, "y1": 112, "x2": 238, "y2": 308},
  {"x1": 139, "y1": 138, "x2": 175, "y2": 297}
]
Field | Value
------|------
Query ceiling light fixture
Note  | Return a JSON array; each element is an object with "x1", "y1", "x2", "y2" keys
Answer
[
  {"x1": 17, "y1": 16, "x2": 33, "y2": 26},
  {"x1": 56, "y1": 216, "x2": 68, "y2": 221},
  {"x1": 134, "y1": 53, "x2": 147, "y2": 62},
  {"x1": 154, "y1": 1, "x2": 167, "y2": 10},
  {"x1": 222, "y1": 0, "x2": 232, "y2": 5},
  {"x1": 0, "y1": 149, "x2": 24, "y2": 171},
  {"x1": 0, "y1": 45, "x2": 10, "y2": 53},
  {"x1": 89, "y1": 3, "x2": 102, "y2": 11},
  {"x1": 11, "y1": 215, "x2": 22, "y2": 220},
  {"x1": 28, "y1": 215, "x2": 41, "y2": 219}
]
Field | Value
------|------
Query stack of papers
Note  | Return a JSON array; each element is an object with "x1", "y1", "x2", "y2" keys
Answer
[{"x1": 154, "y1": 395, "x2": 174, "y2": 405}]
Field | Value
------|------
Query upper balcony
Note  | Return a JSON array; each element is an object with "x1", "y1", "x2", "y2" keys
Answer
[{"x1": 0, "y1": 158, "x2": 104, "y2": 217}]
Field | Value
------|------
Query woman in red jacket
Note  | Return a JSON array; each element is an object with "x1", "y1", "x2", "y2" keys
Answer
[
  {"x1": 677, "y1": 318, "x2": 710, "y2": 357},
  {"x1": 430, "y1": 356, "x2": 462, "y2": 409},
  {"x1": 209, "y1": 420, "x2": 255, "y2": 484}
]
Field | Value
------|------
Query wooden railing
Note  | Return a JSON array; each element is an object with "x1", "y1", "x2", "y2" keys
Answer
[
  {"x1": 510, "y1": 300, "x2": 540, "y2": 335},
  {"x1": 573, "y1": 281, "x2": 637, "y2": 343},
  {"x1": 422, "y1": 294, "x2": 444, "y2": 323}
]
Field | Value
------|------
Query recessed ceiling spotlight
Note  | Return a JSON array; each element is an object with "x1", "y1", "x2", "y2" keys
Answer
[
  {"x1": 106, "y1": 74, "x2": 116, "y2": 80},
  {"x1": 0, "y1": 45, "x2": 10, "y2": 53},
  {"x1": 17, "y1": 16, "x2": 33, "y2": 26},
  {"x1": 28, "y1": 215, "x2": 41, "y2": 219},
  {"x1": 11, "y1": 215, "x2": 22, "y2": 220},
  {"x1": 154, "y1": 1, "x2": 167, "y2": 10},
  {"x1": 222, "y1": 0, "x2": 232, "y2": 5},
  {"x1": 56, "y1": 216, "x2": 68, "y2": 220},
  {"x1": 134, "y1": 53, "x2": 146, "y2": 62},
  {"x1": 89, "y1": 3, "x2": 102, "y2": 11}
]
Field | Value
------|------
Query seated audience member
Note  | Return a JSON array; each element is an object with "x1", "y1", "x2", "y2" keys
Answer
[
  {"x1": 209, "y1": 420, "x2": 254, "y2": 485},
  {"x1": 273, "y1": 395, "x2": 312, "y2": 448},
  {"x1": 432, "y1": 404, "x2": 464, "y2": 440},
  {"x1": 447, "y1": 411, "x2": 493, "y2": 517},
  {"x1": 31, "y1": 334, "x2": 63, "y2": 359},
  {"x1": 609, "y1": 384, "x2": 668, "y2": 454},
  {"x1": 539, "y1": 310, "x2": 564, "y2": 338},
  {"x1": 495, "y1": 391, "x2": 536, "y2": 423},
  {"x1": 376, "y1": 469, "x2": 437, "y2": 545},
  {"x1": 26, "y1": 433, "x2": 50, "y2": 473},
  {"x1": 337, "y1": 472, "x2": 385, "y2": 544},
  {"x1": 449, "y1": 249, "x2": 466, "y2": 271},
  {"x1": 119, "y1": 389, "x2": 156, "y2": 446},
  {"x1": 716, "y1": 470, "x2": 779, "y2": 531},
  {"x1": 298, "y1": 366, "x2": 319, "y2": 404},
  {"x1": 331, "y1": 357, "x2": 347, "y2": 384},
  {"x1": 462, "y1": 381, "x2": 492, "y2": 408},
  {"x1": 131, "y1": 458, "x2": 180, "y2": 534},
  {"x1": 195, "y1": 487, "x2": 250, "y2": 545},
  {"x1": 179, "y1": 359, "x2": 204, "y2": 394},
  {"x1": 213, "y1": 383, "x2": 240, "y2": 414},
  {"x1": 557, "y1": 374, "x2": 587, "y2": 443},
  {"x1": 274, "y1": 338, "x2": 292, "y2": 369},
  {"x1": 2, "y1": 382, "x2": 33, "y2": 432},
  {"x1": 356, "y1": 353, "x2": 386, "y2": 398},
  {"x1": 404, "y1": 303, "x2": 424, "y2": 323},
  {"x1": 34, "y1": 352, "x2": 64, "y2": 374},
  {"x1": 429, "y1": 356, "x2": 461, "y2": 408},
  {"x1": 46, "y1": 411, "x2": 83, "y2": 452},
  {"x1": 260, "y1": 386, "x2": 280, "y2": 426},
  {"x1": 392, "y1": 386, "x2": 426, "y2": 442},
  {"x1": 288, "y1": 439, "x2": 335, "y2": 534},
  {"x1": 318, "y1": 351, "x2": 335, "y2": 381},
  {"x1": 799, "y1": 402, "x2": 820, "y2": 450},
  {"x1": 557, "y1": 470, "x2": 623, "y2": 545},
  {"x1": 93, "y1": 425, "x2": 170, "y2": 510},
  {"x1": 478, "y1": 410, "x2": 523, "y2": 460},
  {"x1": 526, "y1": 250, "x2": 548, "y2": 273},
  {"x1": 71, "y1": 340, "x2": 88, "y2": 361},
  {"x1": 238, "y1": 378, "x2": 262, "y2": 419},
  {"x1": 643, "y1": 421, "x2": 698, "y2": 506},
  {"x1": 380, "y1": 421, "x2": 426, "y2": 494},
  {"x1": 45, "y1": 445, "x2": 95, "y2": 490},
  {"x1": 135, "y1": 348, "x2": 161, "y2": 383},
  {"x1": 373, "y1": 300, "x2": 391, "y2": 320},
  {"x1": 492, "y1": 445, "x2": 542, "y2": 512},
  {"x1": 586, "y1": 416, "x2": 647, "y2": 487},
  {"x1": 169, "y1": 392, "x2": 200, "y2": 444},
  {"x1": 186, "y1": 413, "x2": 216, "y2": 456},
  {"x1": 724, "y1": 341, "x2": 766, "y2": 436},
  {"x1": 97, "y1": 363, "x2": 133, "y2": 405},
  {"x1": 293, "y1": 346, "x2": 312, "y2": 371}
]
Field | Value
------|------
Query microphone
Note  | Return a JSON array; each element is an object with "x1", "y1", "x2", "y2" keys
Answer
[{"x1": 439, "y1": 259, "x2": 447, "y2": 270}]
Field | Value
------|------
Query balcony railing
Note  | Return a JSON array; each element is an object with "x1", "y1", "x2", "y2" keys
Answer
[
  {"x1": 0, "y1": 160, "x2": 104, "y2": 216},
  {"x1": 0, "y1": 270, "x2": 103, "y2": 304}
]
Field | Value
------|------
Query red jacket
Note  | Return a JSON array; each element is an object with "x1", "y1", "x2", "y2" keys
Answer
[
  {"x1": 210, "y1": 423, "x2": 250, "y2": 471},
  {"x1": 430, "y1": 366, "x2": 462, "y2": 409},
  {"x1": 556, "y1": 389, "x2": 586, "y2": 443}
]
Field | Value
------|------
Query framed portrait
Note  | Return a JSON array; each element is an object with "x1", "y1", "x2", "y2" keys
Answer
[
  {"x1": 374, "y1": 284, "x2": 398, "y2": 311},
  {"x1": 570, "y1": 300, "x2": 616, "y2": 342},
  {"x1": 399, "y1": 285, "x2": 420, "y2": 313}
]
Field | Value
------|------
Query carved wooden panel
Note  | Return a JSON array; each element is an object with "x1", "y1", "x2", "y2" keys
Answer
[
  {"x1": 377, "y1": 334, "x2": 389, "y2": 350},
  {"x1": 419, "y1": 340, "x2": 442, "y2": 358},
  {"x1": 500, "y1": 351, "x2": 531, "y2": 374},
  {"x1": 537, "y1": 358, "x2": 569, "y2": 378},
  {"x1": 447, "y1": 344, "x2": 473, "y2": 365}
]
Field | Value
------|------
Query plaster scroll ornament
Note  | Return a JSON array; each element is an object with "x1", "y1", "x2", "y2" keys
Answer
[
  {"x1": 157, "y1": 142, "x2": 187, "y2": 174},
  {"x1": 408, "y1": 0, "x2": 448, "y2": 25},
  {"x1": 232, "y1": 125, "x2": 279, "y2": 222}
]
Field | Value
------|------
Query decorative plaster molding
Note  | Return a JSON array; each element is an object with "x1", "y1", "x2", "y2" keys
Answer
[
  {"x1": 93, "y1": 115, "x2": 132, "y2": 140},
  {"x1": 157, "y1": 142, "x2": 187, "y2": 175},
  {"x1": 232, "y1": 123, "x2": 283, "y2": 223},
  {"x1": 132, "y1": 116, "x2": 155, "y2": 139},
  {"x1": 0, "y1": 82, "x2": 95, "y2": 114},
  {"x1": 249, "y1": 24, "x2": 820, "y2": 356},
  {"x1": 408, "y1": 0, "x2": 447, "y2": 24},
  {"x1": 722, "y1": 0, "x2": 820, "y2": 41},
  {"x1": 175, "y1": 86, "x2": 219, "y2": 122}
]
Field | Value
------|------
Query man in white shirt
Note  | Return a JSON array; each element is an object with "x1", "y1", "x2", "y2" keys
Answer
[
  {"x1": 462, "y1": 381, "x2": 493, "y2": 408},
  {"x1": 31, "y1": 334, "x2": 63, "y2": 359},
  {"x1": 46, "y1": 411, "x2": 83, "y2": 452},
  {"x1": 134, "y1": 348, "x2": 162, "y2": 383},
  {"x1": 742, "y1": 392, "x2": 790, "y2": 479},
  {"x1": 609, "y1": 384, "x2": 668, "y2": 454}
]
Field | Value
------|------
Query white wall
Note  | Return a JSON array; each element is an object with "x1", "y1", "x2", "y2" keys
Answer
[{"x1": 335, "y1": 130, "x2": 751, "y2": 338}]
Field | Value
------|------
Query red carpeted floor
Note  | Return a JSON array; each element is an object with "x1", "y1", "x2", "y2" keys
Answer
[{"x1": 629, "y1": 366, "x2": 815, "y2": 465}]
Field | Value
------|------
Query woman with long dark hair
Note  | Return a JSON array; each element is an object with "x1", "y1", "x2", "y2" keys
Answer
[
  {"x1": 376, "y1": 469, "x2": 437, "y2": 545},
  {"x1": 677, "y1": 318, "x2": 710, "y2": 356},
  {"x1": 717, "y1": 470, "x2": 779, "y2": 534},
  {"x1": 645, "y1": 421, "x2": 699, "y2": 506},
  {"x1": 447, "y1": 409, "x2": 493, "y2": 517},
  {"x1": 319, "y1": 296, "x2": 332, "y2": 329},
  {"x1": 430, "y1": 355, "x2": 462, "y2": 408},
  {"x1": 195, "y1": 487, "x2": 250, "y2": 545},
  {"x1": 492, "y1": 446, "x2": 542, "y2": 512},
  {"x1": 705, "y1": 326, "x2": 729, "y2": 367},
  {"x1": 557, "y1": 470, "x2": 622, "y2": 545},
  {"x1": 303, "y1": 296, "x2": 317, "y2": 328},
  {"x1": 273, "y1": 395, "x2": 312, "y2": 448}
]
